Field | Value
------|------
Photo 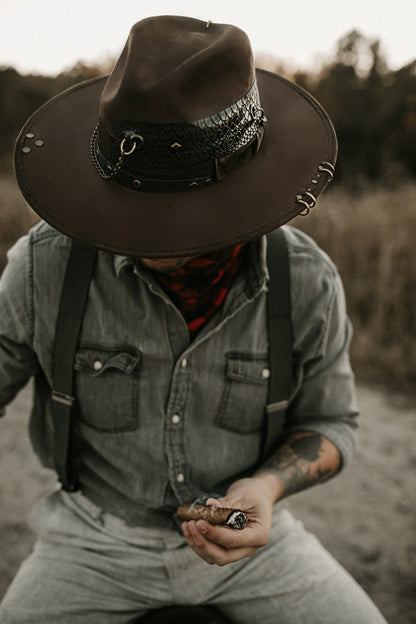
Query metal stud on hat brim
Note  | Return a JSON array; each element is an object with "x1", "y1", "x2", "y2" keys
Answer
[{"x1": 14, "y1": 16, "x2": 337, "y2": 258}]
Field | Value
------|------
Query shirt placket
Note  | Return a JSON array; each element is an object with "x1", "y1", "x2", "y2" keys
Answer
[
  {"x1": 164, "y1": 353, "x2": 194, "y2": 501},
  {"x1": 128, "y1": 248, "x2": 268, "y2": 506}
]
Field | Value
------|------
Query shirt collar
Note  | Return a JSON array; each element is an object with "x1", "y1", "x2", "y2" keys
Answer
[{"x1": 113, "y1": 236, "x2": 269, "y2": 285}]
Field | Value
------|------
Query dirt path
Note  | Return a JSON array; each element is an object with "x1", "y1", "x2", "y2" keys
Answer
[{"x1": 0, "y1": 383, "x2": 415, "y2": 623}]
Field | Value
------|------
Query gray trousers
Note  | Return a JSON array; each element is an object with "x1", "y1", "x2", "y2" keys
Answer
[{"x1": 0, "y1": 490, "x2": 387, "y2": 624}]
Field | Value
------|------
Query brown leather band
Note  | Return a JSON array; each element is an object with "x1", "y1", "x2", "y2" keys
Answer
[{"x1": 93, "y1": 127, "x2": 264, "y2": 192}]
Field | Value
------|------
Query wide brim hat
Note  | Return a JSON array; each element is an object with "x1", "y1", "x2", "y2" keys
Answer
[{"x1": 14, "y1": 15, "x2": 337, "y2": 258}]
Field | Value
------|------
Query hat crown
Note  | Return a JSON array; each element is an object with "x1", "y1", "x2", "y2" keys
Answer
[{"x1": 100, "y1": 16, "x2": 255, "y2": 133}]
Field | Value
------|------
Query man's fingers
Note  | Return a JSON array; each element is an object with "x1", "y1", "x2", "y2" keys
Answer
[
  {"x1": 183, "y1": 519, "x2": 265, "y2": 555},
  {"x1": 205, "y1": 497, "x2": 226, "y2": 507},
  {"x1": 206, "y1": 496, "x2": 236, "y2": 509},
  {"x1": 195, "y1": 518, "x2": 268, "y2": 550},
  {"x1": 196, "y1": 520, "x2": 249, "y2": 547},
  {"x1": 182, "y1": 521, "x2": 258, "y2": 566}
]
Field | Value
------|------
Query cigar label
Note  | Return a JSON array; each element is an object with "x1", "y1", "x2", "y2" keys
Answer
[{"x1": 176, "y1": 504, "x2": 248, "y2": 530}]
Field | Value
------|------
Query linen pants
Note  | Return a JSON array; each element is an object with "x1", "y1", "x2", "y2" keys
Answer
[{"x1": 0, "y1": 490, "x2": 387, "y2": 624}]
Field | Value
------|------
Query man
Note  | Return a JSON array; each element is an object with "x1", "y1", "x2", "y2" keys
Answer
[{"x1": 0, "y1": 15, "x2": 387, "y2": 624}]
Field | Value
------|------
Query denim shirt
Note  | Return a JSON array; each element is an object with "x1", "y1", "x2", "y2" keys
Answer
[{"x1": 0, "y1": 222, "x2": 358, "y2": 527}]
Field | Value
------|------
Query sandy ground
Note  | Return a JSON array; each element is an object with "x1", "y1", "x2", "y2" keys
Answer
[{"x1": 0, "y1": 382, "x2": 415, "y2": 623}]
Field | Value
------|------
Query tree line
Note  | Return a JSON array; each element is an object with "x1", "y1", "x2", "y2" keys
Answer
[{"x1": 1, "y1": 30, "x2": 415, "y2": 186}]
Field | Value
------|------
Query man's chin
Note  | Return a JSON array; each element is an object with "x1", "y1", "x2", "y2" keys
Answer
[{"x1": 140, "y1": 257, "x2": 196, "y2": 273}]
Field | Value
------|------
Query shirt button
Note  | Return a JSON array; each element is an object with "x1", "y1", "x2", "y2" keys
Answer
[
  {"x1": 181, "y1": 358, "x2": 188, "y2": 369},
  {"x1": 172, "y1": 414, "x2": 181, "y2": 424},
  {"x1": 93, "y1": 360, "x2": 103, "y2": 371},
  {"x1": 262, "y1": 368, "x2": 270, "y2": 379},
  {"x1": 176, "y1": 472, "x2": 185, "y2": 483}
]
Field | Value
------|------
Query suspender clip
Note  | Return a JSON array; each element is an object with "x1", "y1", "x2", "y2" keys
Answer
[
  {"x1": 51, "y1": 390, "x2": 75, "y2": 407},
  {"x1": 266, "y1": 399, "x2": 289, "y2": 415}
]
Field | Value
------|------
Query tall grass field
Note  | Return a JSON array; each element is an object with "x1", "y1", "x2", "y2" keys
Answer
[{"x1": 293, "y1": 183, "x2": 416, "y2": 392}]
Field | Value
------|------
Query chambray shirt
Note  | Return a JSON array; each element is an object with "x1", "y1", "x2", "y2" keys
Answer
[{"x1": 0, "y1": 222, "x2": 358, "y2": 527}]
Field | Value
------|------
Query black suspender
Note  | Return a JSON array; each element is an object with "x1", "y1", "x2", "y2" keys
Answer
[
  {"x1": 51, "y1": 241, "x2": 97, "y2": 490},
  {"x1": 262, "y1": 228, "x2": 293, "y2": 461},
  {"x1": 50, "y1": 231, "x2": 292, "y2": 490}
]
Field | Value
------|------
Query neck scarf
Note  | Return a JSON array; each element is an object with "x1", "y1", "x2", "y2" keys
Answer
[{"x1": 150, "y1": 244, "x2": 246, "y2": 336}]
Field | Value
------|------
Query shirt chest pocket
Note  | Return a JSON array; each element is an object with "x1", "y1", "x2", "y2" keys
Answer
[
  {"x1": 74, "y1": 345, "x2": 141, "y2": 432},
  {"x1": 216, "y1": 353, "x2": 270, "y2": 434}
]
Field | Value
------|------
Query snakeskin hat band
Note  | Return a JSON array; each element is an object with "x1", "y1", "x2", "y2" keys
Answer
[{"x1": 14, "y1": 16, "x2": 337, "y2": 257}]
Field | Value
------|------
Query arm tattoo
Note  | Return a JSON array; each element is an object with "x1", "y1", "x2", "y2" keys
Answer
[
  {"x1": 260, "y1": 431, "x2": 341, "y2": 499},
  {"x1": 289, "y1": 435, "x2": 322, "y2": 462}
]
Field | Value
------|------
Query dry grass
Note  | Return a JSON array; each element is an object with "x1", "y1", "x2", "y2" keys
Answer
[
  {"x1": 0, "y1": 175, "x2": 39, "y2": 272},
  {"x1": 0, "y1": 173, "x2": 415, "y2": 392},
  {"x1": 293, "y1": 183, "x2": 416, "y2": 391}
]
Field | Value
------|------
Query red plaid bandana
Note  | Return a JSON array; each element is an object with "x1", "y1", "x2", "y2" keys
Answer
[{"x1": 151, "y1": 244, "x2": 246, "y2": 336}]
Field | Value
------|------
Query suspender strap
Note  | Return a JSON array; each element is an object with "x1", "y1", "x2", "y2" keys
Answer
[
  {"x1": 51, "y1": 241, "x2": 97, "y2": 491},
  {"x1": 262, "y1": 228, "x2": 293, "y2": 461}
]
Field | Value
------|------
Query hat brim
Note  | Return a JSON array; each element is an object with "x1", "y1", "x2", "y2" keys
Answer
[{"x1": 14, "y1": 69, "x2": 337, "y2": 257}]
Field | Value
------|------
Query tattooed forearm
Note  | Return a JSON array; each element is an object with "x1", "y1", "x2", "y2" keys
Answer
[{"x1": 256, "y1": 431, "x2": 341, "y2": 500}]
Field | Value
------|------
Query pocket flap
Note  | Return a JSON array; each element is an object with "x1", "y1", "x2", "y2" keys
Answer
[
  {"x1": 74, "y1": 346, "x2": 141, "y2": 376},
  {"x1": 226, "y1": 353, "x2": 270, "y2": 384}
]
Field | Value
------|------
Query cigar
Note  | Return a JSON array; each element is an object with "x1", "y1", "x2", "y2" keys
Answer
[{"x1": 176, "y1": 504, "x2": 248, "y2": 530}]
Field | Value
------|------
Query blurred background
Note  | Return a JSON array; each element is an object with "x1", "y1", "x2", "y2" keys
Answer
[{"x1": 0, "y1": 2, "x2": 415, "y2": 623}]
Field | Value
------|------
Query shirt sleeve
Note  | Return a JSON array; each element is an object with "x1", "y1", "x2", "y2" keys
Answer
[
  {"x1": 285, "y1": 255, "x2": 359, "y2": 469},
  {"x1": 0, "y1": 234, "x2": 40, "y2": 414}
]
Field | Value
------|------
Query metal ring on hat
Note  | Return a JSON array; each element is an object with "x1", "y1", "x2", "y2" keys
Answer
[
  {"x1": 120, "y1": 133, "x2": 144, "y2": 155},
  {"x1": 318, "y1": 162, "x2": 335, "y2": 180},
  {"x1": 303, "y1": 191, "x2": 316, "y2": 207},
  {"x1": 296, "y1": 191, "x2": 317, "y2": 216}
]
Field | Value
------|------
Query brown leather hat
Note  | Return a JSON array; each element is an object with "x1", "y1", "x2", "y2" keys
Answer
[{"x1": 14, "y1": 15, "x2": 337, "y2": 257}]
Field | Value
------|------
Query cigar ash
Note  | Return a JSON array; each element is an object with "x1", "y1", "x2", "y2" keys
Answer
[{"x1": 224, "y1": 510, "x2": 248, "y2": 530}]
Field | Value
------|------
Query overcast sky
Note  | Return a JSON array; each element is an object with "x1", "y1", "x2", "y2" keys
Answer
[{"x1": 1, "y1": 0, "x2": 414, "y2": 75}]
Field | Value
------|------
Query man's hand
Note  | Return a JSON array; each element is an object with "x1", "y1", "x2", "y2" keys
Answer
[
  {"x1": 182, "y1": 431, "x2": 341, "y2": 566},
  {"x1": 181, "y1": 476, "x2": 277, "y2": 566}
]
